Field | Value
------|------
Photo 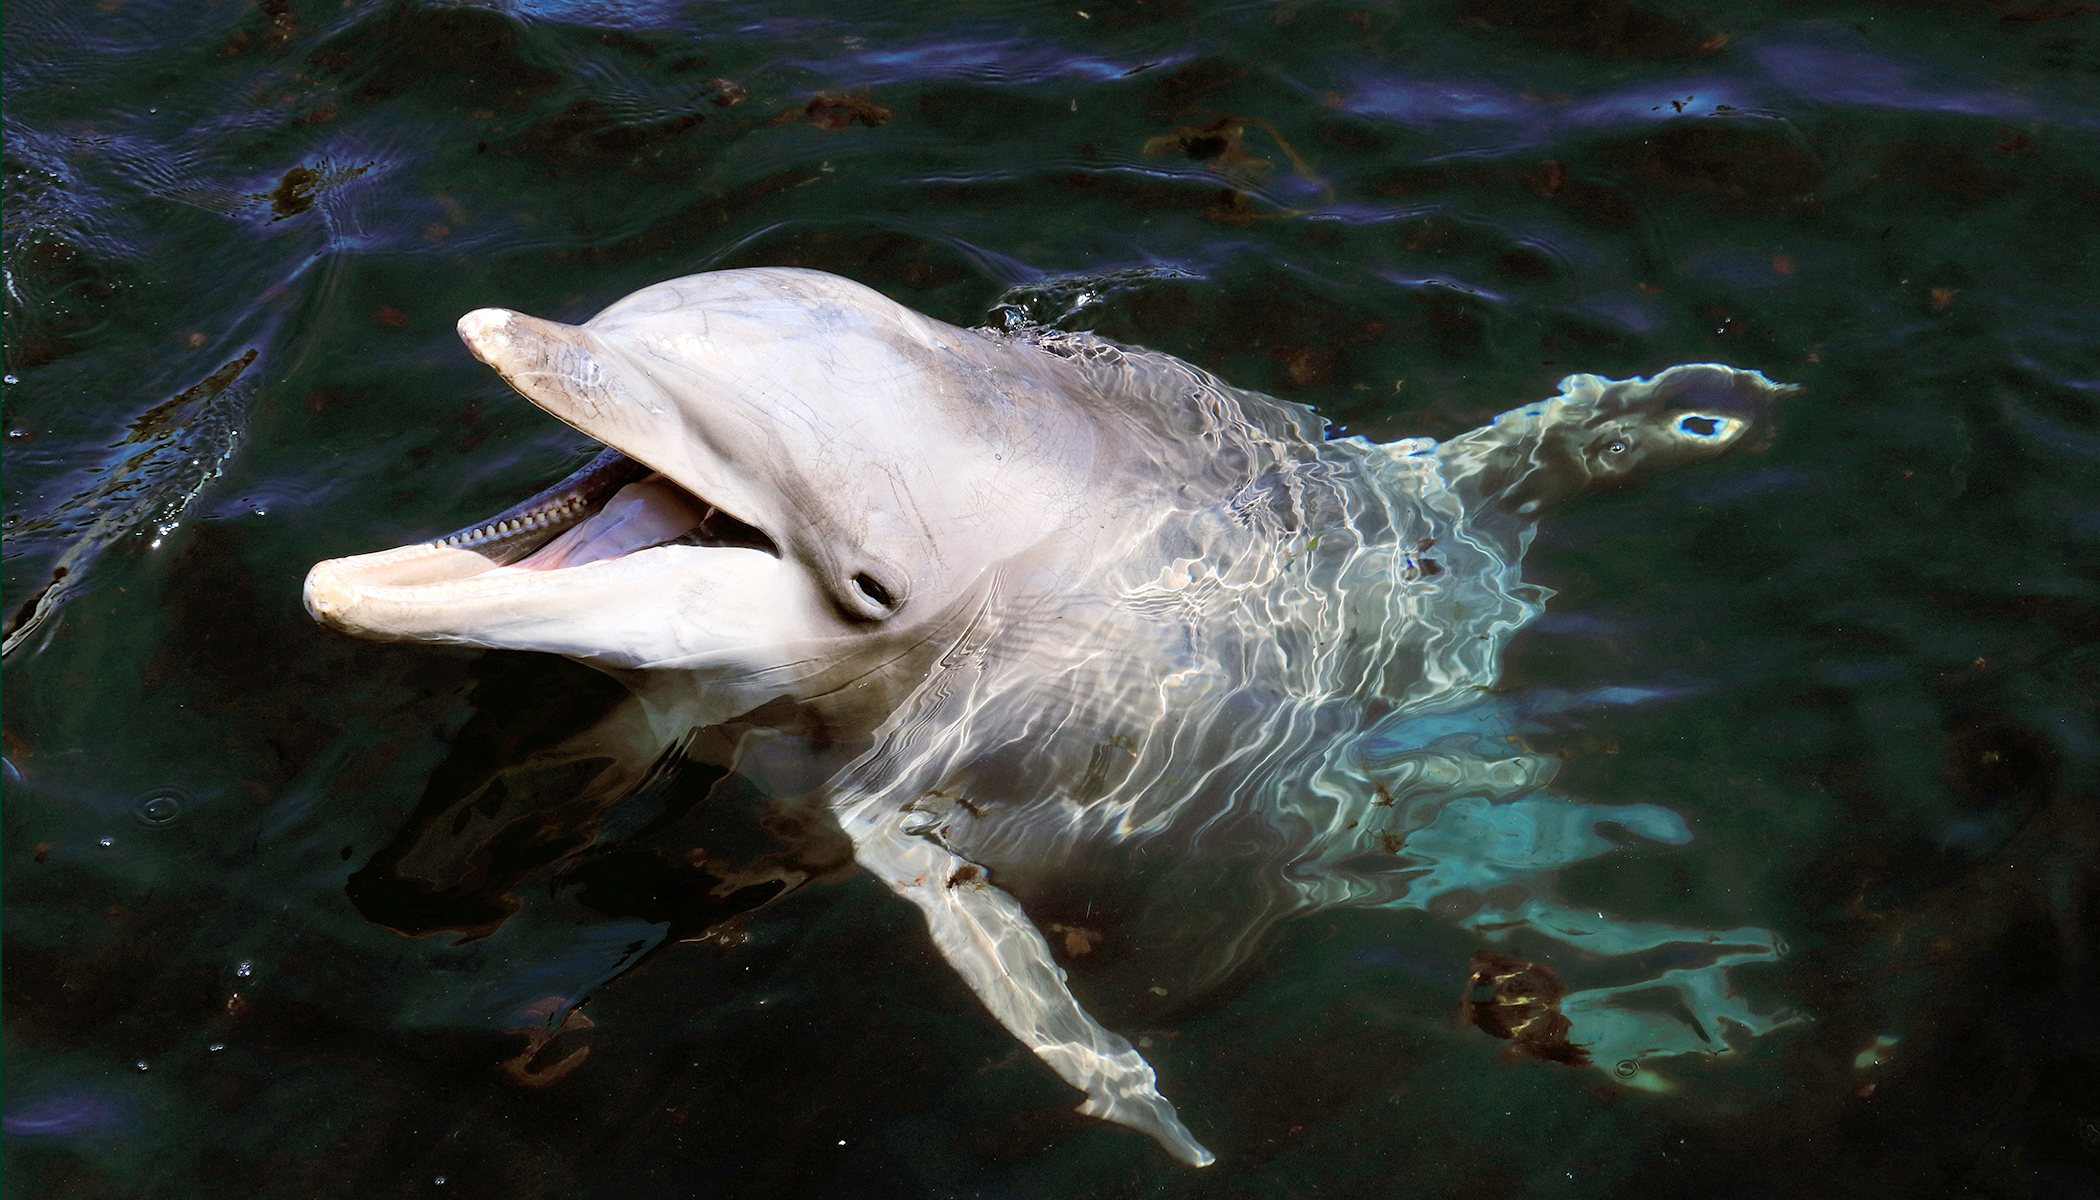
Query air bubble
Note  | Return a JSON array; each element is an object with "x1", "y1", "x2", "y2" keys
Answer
[
  {"x1": 99, "y1": 837, "x2": 114, "y2": 848},
  {"x1": 3, "y1": 374, "x2": 17, "y2": 385},
  {"x1": 236, "y1": 961, "x2": 252, "y2": 978},
  {"x1": 136, "y1": 791, "x2": 182, "y2": 825}
]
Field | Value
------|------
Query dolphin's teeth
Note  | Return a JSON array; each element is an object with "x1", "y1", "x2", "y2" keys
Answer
[{"x1": 445, "y1": 490, "x2": 592, "y2": 551}]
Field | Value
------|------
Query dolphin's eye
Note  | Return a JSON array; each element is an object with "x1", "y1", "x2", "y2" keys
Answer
[
  {"x1": 1604, "y1": 438, "x2": 1628, "y2": 455},
  {"x1": 1677, "y1": 414, "x2": 1722, "y2": 438},
  {"x1": 852, "y1": 572, "x2": 898, "y2": 613}
]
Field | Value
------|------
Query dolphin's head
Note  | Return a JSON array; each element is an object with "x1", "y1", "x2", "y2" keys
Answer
[{"x1": 305, "y1": 268, "x2": 1087, "y2": 727}]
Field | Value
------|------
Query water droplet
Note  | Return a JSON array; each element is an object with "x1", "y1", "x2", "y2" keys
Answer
[
  {"x1": 136, "y1": 792, "x2": 182, "y2": 825},
  {"x1": 236, "y1": 961, "x2": 252, "y2": 978},
  {"x1": 98, "y1": 837, "x2": 114, "y2": 848}
]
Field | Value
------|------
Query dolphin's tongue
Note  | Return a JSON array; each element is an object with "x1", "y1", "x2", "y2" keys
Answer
[{"x1": 508, "y1": 476, "x2": 707, "y2": 572}]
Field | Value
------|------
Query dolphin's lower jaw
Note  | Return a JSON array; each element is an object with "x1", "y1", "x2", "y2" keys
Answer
[{"x1": 301, "y1": 445, "x2": 778, "y2": 660}]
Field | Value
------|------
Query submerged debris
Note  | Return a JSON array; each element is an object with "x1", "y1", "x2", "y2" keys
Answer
[
  {"x1": 1140, "y1": 113, "x2": 1334, "y2": 209},
  {"x1": 1046, "y1": 923, "x2": 1103, "y2": 956},
  {"x1": 250, "y1": 162, "x2": 369, "y2": 220},
  {"x1": 774, "y1": 92, "x2": 893, "y2": 131},
  {"x1": 501, "y1": 1005, "x2": 595, "y2": 1087},
  {"x1": 1461, "y1": 948, "x2": 1591, "y2": 1067}
]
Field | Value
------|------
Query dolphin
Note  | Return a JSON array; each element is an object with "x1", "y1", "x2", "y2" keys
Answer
[{"x1": 305, "y1": 267, "x2": 1792, "y2": 1165}]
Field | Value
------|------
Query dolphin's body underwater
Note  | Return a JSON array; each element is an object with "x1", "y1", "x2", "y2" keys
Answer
[{"x1": 306, "y1": 268, "x2": 1794, "y2": 1164}]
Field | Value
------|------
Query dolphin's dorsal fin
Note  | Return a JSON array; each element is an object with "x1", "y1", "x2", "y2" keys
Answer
[{"x1": 1433, "y1": 364, "x2": 1793, "y2": 516}]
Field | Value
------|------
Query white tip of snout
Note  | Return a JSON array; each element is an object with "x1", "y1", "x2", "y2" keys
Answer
[
  {"x1": 301, "y1": 560, "x2": 350, "y2": 624},
  {"x1": 457, "y1": 308, "x2": 517, "y2": 364}
]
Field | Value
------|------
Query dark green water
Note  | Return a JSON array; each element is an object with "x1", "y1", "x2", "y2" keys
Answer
[{"x1": 5, "y1": 2, "x2": 2097, "y2": 1197}]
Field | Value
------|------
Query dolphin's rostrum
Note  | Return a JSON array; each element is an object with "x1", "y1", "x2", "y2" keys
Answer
[{"x1": 306, "y1": 268, "x2": 1794, "y2": 1165}]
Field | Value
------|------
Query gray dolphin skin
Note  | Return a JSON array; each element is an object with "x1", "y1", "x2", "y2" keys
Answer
[{"x1": 305, "y1": 268, "x2": 1795, "y2": 1165}]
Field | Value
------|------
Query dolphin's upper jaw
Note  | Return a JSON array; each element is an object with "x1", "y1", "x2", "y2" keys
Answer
[{"x1": 302, "y1": 445, "x2": 782, "y2": 649}]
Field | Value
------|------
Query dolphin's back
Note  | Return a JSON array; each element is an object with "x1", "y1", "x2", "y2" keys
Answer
[{"x1": 820, "y1": 329, "x2": 1564, "y2": 993}]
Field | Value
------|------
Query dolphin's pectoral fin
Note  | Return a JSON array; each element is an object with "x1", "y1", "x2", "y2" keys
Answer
[{"x1": 837, "y1": 806, "x2": 1215, "y2": 1166}]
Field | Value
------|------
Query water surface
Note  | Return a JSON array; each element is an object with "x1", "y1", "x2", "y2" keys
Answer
[{"x1": 5, "y1": 1, "x2": 2097, "y2": 1197}]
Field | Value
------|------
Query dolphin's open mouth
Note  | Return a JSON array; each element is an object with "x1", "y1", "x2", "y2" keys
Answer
[
  {"x1": 467, "y1": 448, "x2": 779, "y2": 576},
  {"x1": 304, "y1": 446, "x2": 778, "y2": 621}
]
